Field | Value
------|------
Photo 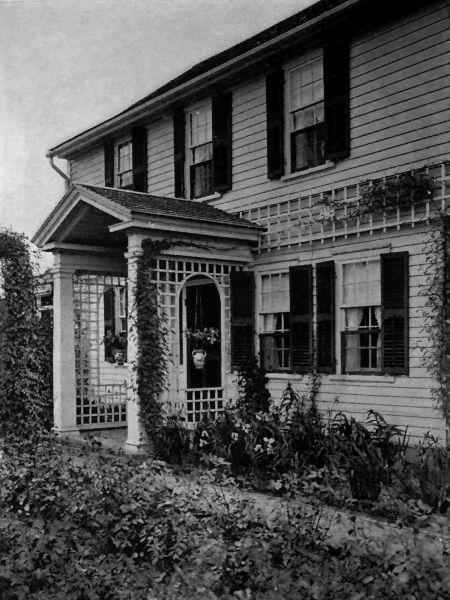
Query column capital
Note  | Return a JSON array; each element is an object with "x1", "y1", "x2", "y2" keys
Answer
[
  {"x1": 52, "y1": 266, "x2": 76, "y2": 277},
  {"x1": 124, "y1": 249, "x2": 143, "y2": 260}
]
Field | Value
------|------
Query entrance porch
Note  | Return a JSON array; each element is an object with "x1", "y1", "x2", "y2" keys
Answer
[{"x1": 32, "y1": 184, "x2": 261, "y2": 450}]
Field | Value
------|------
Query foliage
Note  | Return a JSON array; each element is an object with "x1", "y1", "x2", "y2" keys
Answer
[
  {"x1": 420, "y1": 215, "x2": 450, "y2": 425},
  {"x1": 135, "y1": 238, "x2": 172, "y2": 452},
  {"x1": 319, "y1": 169, "x2": 435, "y2": 222},
  {"x1": 417, "y1": 433, "x2": 450, "y2": 511},
  {"x1": 185, "y1": 326, "x2": 220, "y2": 349},
  {"x1": 236, "y1": 355, "x2": 271, "y2": 414},
  {"x1": 1, "y1": 434, "x2": 450, "y2": 599},
  {"x1": 0, "y1": 228, "x2": 53, "y2": 437}
]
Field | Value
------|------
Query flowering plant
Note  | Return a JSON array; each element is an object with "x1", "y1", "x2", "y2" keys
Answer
[{"x1": 185, "y1": 327, "x2": 220, "y2": 349}]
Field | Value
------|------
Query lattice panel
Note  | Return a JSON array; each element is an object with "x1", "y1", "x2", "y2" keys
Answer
[
  {"x1": 185, "y1": 387, "x2": 224, "y2": 423},
  {"x1": 238, "y1": 162, "x2": 450, "y2": 252},
  {"x1": 73, "y1": 273, "x2": 128, "y2": 429},
  {"x1": 152, "y1": 257, "x2": 233, "y2": 364}
]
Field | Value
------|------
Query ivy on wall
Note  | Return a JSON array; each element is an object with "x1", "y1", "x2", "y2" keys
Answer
[
  {"x1": 0, "y1": 229, "x2": 53, "y2": 437},
  {"x1": 134, "y1": 238, "x2": 172, "y2": 450}
]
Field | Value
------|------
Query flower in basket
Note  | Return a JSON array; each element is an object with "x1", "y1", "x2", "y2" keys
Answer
[{"x1": 185, "y1": 327, "x2": 220, "y2": 349}]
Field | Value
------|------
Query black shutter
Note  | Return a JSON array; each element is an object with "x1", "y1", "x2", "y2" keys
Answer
[
  {"x1": 104, "y1": 140, "x2": 115, "y2": 187},
  {"x1": 132, "y1": 126, "x2": 147, "y2": 192},
  {"x1": 381, "y1": 252, "x2": 409, "y2": 375},
  {"x1": 324, "y1": 40, "x2": 350, "y2": 162},
  {"x1": 230, "y1": 270, "x2": 254, "y2": 371},
  {"x1": 212, "y1": 92, "x2": 232, "y2": 193},
  {"x1": 316, "y1": 261, "x2": 335, "y2": 373},
  {"x1": 266, "y1": 69, "x2": 284, "y2": 179},
  {"x1": 173, "y1": 110, "x2": 185, "y2": 198},
  {"x1": 290, "y1": 265, "x2": 313, "y2": 373}
]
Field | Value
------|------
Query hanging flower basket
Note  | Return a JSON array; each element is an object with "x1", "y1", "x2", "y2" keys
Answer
[
  {"x1": 192, "y1": 348, "x2": 207, "y2": 369},
  {"x1": 185, "y1": 327, "x2": 220, "y2": 370}
]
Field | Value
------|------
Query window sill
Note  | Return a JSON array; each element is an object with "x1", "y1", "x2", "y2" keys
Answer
[
  {"x1": 192, "y1": 192, "x2": 222, "y2": 203},
  {"x1": 281, "y1": 161, "x2": 335, "y2": 182},
  {"x1": 266, "y1": 372, "x2": 301, "y2": 379},
  {"x1": 329, "y1": 374, "x2": 396, "y2": 384}
]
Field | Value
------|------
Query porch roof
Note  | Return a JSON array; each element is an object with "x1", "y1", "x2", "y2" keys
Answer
[
  {"x1": 78, "y1": 184, "x2": 261, "y2": 230},
  {"x1": 32, "y1": 183, "x2": 262, "y2": 250}
]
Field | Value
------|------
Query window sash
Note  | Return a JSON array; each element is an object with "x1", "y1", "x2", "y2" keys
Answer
[
  {"x1": 260, "y1": 332, "x2": 291, "y2": 371},
  {"x1": 117, "y1": 141, "x2": 133, "y2": 188},
  {"x1": 190, "y1": 161, "x2": 213, "y2": 199}
]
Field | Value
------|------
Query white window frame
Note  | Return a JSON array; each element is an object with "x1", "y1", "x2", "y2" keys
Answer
[
  {"x1": 259, "y1": 272, "x2": 291, "y2": 372},
  {"x1": 336, "y1": 257, "x2": 382, "y2": 375},
  {"x1": 115, "y1": 136, "x2": 133, "y2": 189},
  {"x1": 284, "y1": 48, "x2": 326, "y2": 175},
  {"x1": 185, "y1": 100, "x2": 213, "y2": 200}
]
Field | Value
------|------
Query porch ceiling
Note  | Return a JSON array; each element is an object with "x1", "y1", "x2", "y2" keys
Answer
[{"x1": 33, "y1": 183, "x2": 262, "y2": 250}]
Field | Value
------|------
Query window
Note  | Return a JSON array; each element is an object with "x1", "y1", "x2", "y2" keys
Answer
[
  {"x1": 117, "y1": 140, "x2": 133, "y2": 188},
  {"x1": 189, "y1": 103, "x2": 214, "y2": 198},
  {"x1": 104, "y1": 126, "x2": 147, "y2": 192},
  {"x1": 103, "y1": 286, "x2": 127, "y2": 363},
  {"x1": 260, "y1": 273, "x2": 291, "y2": 370},
  {"x1": 174, "y1": 93, "x2": 232, "y2": 200},
  {"x1": 341, "y1": 260, "x2": 381, "y2": 373},
  {"x1": 288, "y1": 56, "x2": 325, "y2": 171},
  {"x1": 266, "y1": 41, "x2": 350, "y2": 179}
]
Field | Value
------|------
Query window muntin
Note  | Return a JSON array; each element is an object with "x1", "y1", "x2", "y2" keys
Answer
[
  {"x1": 189, "y1": 104, "x2": 213, "y2": 198},
  {"x1": 288, "y1": 56, "x2": 325, "y2": 172},
  {"x1": 260, "y1": 273, "x2": 290, "y2": 371},
  {"x1": 341, "y1": 260, "x2": 381, "y2": 374},
  {"x1": 117, "y1": 140, "x2": 133, "y2": 188}
]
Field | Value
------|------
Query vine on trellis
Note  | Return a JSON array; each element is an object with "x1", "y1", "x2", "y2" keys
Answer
[
  {"x1": 421, "y1": 214, "x2": 450, "y2": 427},
  {"x1": 0, "y1": 228, "x2": 53, "y2": 437},
  {"x1": 318, "y1": 171, "x2": 435, "y2": 221}
]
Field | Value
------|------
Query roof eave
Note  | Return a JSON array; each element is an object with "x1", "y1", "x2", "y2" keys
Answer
[{"x1": 48, "y1": 0, "x2": 361, "y2": 159}]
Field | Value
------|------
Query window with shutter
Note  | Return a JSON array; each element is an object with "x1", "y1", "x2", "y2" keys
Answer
[
  {"x1": 281, "y1": 41, "x2": 350, "y2": 175},
  {"x1": 103, "y1": 125, "x2": 148, "y2": 191},
  {"x1": 230, "y1": 271, "x2": 254, "y2": 371},
  {"x1": 179, "y1": 93, "x2": 232, "y2": 200},
  {"x1": 290, "y1": 265, "x2": 313, "y2": 373}
]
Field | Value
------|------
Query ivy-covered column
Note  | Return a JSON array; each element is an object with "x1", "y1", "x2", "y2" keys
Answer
[
  {"x1": 124, "y1": 235, "x2": 146, "y2": 451},
  {"x1": 52, "y1": 256, "x2": 79, "y2": 437}
]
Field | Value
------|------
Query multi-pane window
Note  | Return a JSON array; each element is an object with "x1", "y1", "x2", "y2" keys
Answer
[
  {"x1": 289, "y1": 55, "x2": 325, "y2": 171},
  {"x1": 117, "y1": 140, "x2": 133, "y2": 188},
  {"x1": 189, "y1": 104, "x2": 213, "y2": 198},
  {"x1": 341, "y1": 260, "x2": 381, "y2": 373},
  {"x1": 260, "y1": 273, "x2": 290, "y2": 370}
]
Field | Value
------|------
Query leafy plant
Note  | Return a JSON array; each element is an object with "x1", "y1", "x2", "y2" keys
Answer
[
  {"x1": 417, "y1": 433, "x2": 450, "y2": 511},
  {"x1": 185, "y1": 327, "x2": 220, "y2": 349}
]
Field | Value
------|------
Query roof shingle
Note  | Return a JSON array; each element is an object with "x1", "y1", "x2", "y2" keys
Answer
[{"x1": 78, "y1": 184, "x2": 261, "y2": 230}]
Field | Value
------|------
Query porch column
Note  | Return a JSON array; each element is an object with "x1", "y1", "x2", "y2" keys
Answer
[
  {"x1": 52, "y1": 262, "x2": 79, "y2": 436},
  {"x1": 124, "y1": 235, "x2": 147, "y2": 452}
]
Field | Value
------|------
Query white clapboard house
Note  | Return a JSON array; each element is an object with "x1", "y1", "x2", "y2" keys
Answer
[{"x1": 33, "y1": 0, "x2": 450, "y2": 449}]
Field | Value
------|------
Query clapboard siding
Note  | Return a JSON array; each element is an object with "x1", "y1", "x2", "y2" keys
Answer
[
  {"x1": 258, "y1": 227, "x2": 446, "y2": 443},
  {"x1": 70, "y1": 146, "x2": 104, "y2": 185}
]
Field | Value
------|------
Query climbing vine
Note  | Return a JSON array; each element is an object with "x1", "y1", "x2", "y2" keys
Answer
[
  {"x1": 134, "y1": 238, "x2": 172, "y2": 451},
  {"x1": 318, "y1": 170, "x2": 435, "y2": 221},
  {"x1": 0, "y1": 228, "x2": 53, "y2": 437},
  {"x1": 421, "y1": 214, "x2": 450, "y2": 427}
]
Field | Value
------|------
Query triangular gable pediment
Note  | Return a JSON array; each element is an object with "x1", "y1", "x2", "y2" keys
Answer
[{"x1": 32, "y1": 184, "x2": 130, "y2": 248}]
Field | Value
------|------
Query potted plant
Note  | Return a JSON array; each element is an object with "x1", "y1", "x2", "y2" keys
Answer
[{"x1": 185, "y1": 327, "x2": 220, "y2": 369}]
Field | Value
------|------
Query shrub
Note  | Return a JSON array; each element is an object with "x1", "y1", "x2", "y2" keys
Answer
[{"x1": 417, "y1": 433, "x2": 450, "y2": 511}]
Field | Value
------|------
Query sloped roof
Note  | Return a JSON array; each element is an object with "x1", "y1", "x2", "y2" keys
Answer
[
  {"x1": 49, "y1": 0, "x2": 363, "y2": 158},
  {"x1": 78, "y1": 184, "x2": 261, "y2": 230}
]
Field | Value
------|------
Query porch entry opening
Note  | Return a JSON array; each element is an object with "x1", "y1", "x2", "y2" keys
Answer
[
  {"x1": 184, "y1": 276, "x2": 221, "y2": 388},
  {"x1": 73, "y1": 273, "x2": 128, "y2": 429},
  {"x1": 180, "y1": 275, "x2": 224, "y2": 423}
]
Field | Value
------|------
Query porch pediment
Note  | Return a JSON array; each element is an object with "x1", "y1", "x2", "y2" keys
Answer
[{"x1": 33, "y1": 184, "x2": 262, "y2": 250}]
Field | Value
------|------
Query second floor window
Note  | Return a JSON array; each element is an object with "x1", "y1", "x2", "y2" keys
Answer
[
  {"x1": 189, "y1": 104, "x2": 213, "y2": 198},
  {"x1": 117, "y1": 140, "x2": 133, "y2": 188},
  {"x1": 289, "y1": 56, "x2": 325, "y2": 171}
]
